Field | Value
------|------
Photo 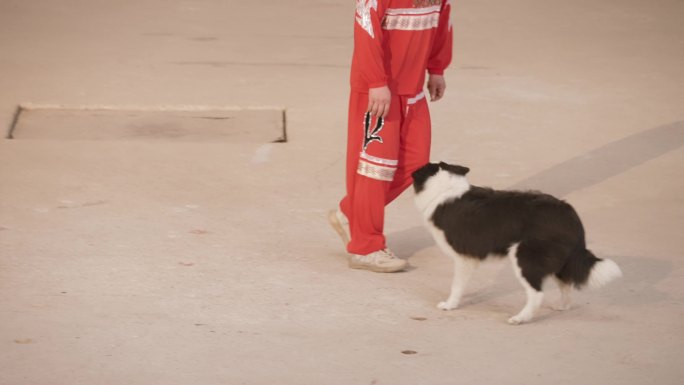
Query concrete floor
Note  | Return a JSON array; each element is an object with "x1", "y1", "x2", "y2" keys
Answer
[{"x1": 1, "y1": 0, "x2": 683, "y2": 384}]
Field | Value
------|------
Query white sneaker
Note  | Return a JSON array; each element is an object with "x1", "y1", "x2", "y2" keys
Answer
[
  {"x1": 349, "y1": 248, "x2": 408, "y2": 273},
  {"x1": 328, "y1": 208, "x2": 350, "y2": 247}
]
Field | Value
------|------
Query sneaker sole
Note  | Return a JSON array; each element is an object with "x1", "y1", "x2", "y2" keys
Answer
[
  {"x1": 327, "y1": 209, "x2": 350, "y2": 247},
  {"x1": 348, "y1": 259, "x2": 408, "y2": 273}
]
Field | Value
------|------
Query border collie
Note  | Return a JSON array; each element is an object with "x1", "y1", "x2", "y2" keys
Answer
[{"x1": 412, "y1": 162, "x2": 622, "y2": 324}]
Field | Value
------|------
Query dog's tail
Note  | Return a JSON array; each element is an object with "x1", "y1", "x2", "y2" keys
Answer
[
  {"x1": 585, "y1": 251, "x2": 622, "y2": 289},
  {"x1": 559, "y1": 249, "x2": 622, "y2": 289}
]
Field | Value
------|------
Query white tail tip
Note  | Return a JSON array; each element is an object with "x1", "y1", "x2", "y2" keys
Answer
[{"x1": 587, "y1": 259, "x2": 622, "y2": 290}]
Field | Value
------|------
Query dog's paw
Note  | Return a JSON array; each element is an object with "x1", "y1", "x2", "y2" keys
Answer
[
  {"x1": 507, "y1": 315, "x2": 528, "y2": 325},
  {"x1": 437, "y1": 301, "x2": 458, "y2": 311},
  {"x1": 551, "y1": 302, "x2": 571, "y2": 311}
]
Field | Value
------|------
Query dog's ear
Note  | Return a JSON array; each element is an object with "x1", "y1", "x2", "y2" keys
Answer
[
  {"x1": 439, "y1": 162, "x2": 470, "y2": 176},
  {"x1": 412, "y1": 163, "x2": 439, "y2": 193}
]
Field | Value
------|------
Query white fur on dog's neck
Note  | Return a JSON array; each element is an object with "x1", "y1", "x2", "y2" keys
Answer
[{"x1": 415, "y1": 170, "x2": 470, "y2": 219}]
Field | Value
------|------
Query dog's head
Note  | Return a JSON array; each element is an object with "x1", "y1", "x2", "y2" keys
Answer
[{"x1": 412, "y1": 162, "x2": 470, "y2": 193}]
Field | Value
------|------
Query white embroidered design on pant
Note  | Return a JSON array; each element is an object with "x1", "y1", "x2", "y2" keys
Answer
[
  {"x1": 360, "y1": 152, "x2": 399, "y2": 167},
  {"x1": 357, "y1": 159, "x2": 397, "y2": 182},
  {"x1": 362, "y1": 112, "x2": 384, "y2": 151}
]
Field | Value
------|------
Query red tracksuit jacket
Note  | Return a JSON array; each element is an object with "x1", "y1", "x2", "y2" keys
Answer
[{"x1": 351, "y1": 0, "x2": 453, "y2": 95}]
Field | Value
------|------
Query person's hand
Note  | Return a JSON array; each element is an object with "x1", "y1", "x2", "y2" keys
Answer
[
  {"x1": 368, "y1": 85, "x2": 391, "y2": 118},
  {"x1": 427, "y1": 74, "x2": 446, "y2": 102}
]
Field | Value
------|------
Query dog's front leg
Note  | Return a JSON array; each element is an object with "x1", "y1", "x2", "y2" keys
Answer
[{"x1": 438, "y1": 256, "x2": 477, "y2": 310}]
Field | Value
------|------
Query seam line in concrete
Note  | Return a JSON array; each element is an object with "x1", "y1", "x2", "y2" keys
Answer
[
  {"x1": 17, "y1": 103, "x2": 286, "y2": 112},
  {"x1": 6, "y1": 105, "x2": 23, "y2": 139},
  {"x1": 5, "y1": 103, "x2": 289, "y2": 143}
]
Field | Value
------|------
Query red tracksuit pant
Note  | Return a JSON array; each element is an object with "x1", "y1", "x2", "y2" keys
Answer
[{"x1": 339, "y1": 91, "x2": 431, "y2": 255}]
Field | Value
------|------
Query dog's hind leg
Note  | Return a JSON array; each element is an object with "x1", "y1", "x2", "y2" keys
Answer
[
  {"x1": 507, "y1": 243, "x2": 544, "y2": 325},
  {"x1": 552, "y1": 277, "x2": 573, "y2": 311},
  {"x1": 438, "y1": 255, "x2": 478, "y2": 310}
]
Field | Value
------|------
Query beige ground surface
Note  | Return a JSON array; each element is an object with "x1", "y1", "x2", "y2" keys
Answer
[{"x1": 1, "y1": 1, "x2": 683, "y2": 384}]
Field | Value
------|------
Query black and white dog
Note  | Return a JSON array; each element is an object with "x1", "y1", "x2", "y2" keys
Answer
[{"x1": 412, "y1": 162, "x2": 622, "y2": 324}]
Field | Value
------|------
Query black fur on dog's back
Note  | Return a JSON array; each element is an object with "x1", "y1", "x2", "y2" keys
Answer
[{"x1": 431, "y1": 185, "x2": 598, "y2": 291}]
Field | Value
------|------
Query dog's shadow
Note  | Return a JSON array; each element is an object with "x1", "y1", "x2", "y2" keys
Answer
[
  {"x1": 390, "y1": 223, "x2": 673, "y2": 308},
  {"x1": 484, "y1": 254, "x2": 671, "y2": 307},
  {"x1": 386, "y1": 225, "x2": 434, "y2": 259}
]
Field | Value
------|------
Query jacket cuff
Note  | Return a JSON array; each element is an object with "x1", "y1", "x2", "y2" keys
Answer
[
  {"x1": 427, "y1": 68, "x2": 445, "y2": 75},
  {"x1": 368, "y1": 80, "x2": 388, "y2": 88}
]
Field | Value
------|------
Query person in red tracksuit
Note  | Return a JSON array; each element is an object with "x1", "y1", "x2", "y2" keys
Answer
[{"x1": 329, "y1": 0, "x2": 453, "y2": 272}]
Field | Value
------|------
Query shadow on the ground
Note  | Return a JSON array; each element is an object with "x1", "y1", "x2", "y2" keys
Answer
[
  {"x1": 510, "y1": 120, "x2": 684, "y2": 196},
  {"x1": 387, "y1": 225, "x2": 433, "y2": 259},
  {"x1": 390, "y1": 121, "x2": 684, "y2": 257},
  {"x1": 596, "y1": 255, "x2": 673, "y2": 306},
  {"x1": 418, "y1": 255, "x2": 673, "y2": 329},
  {"x1": 466, "y1": 255, "x2": 672, "y2": 306}
]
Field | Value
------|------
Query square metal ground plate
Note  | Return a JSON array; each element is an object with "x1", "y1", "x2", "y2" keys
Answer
[{"x1": 8, "y1": 106, "x2": 287, "y2": 142}]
